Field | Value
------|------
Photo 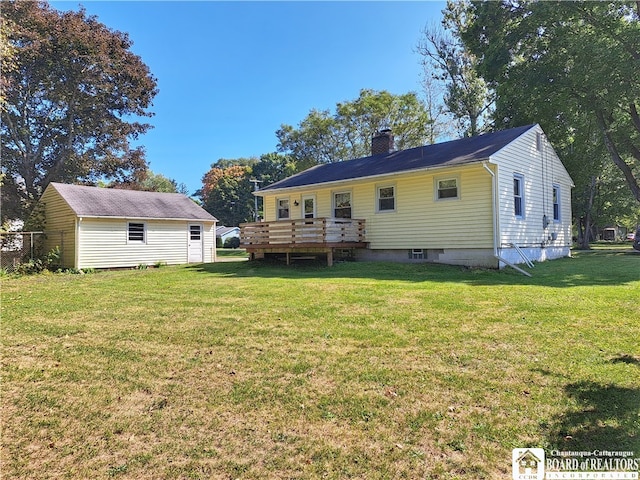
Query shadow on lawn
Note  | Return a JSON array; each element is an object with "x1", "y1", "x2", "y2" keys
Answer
[
  {"x1": 188, "y1": 251, "x2": 639, "y2": 288},
  {"x1": 544, "y1": 380, "x2": 640, "y2": 451}
]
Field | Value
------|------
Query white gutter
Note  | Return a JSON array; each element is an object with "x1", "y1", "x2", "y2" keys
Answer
[
  {"x1": 482, "y1": 162, "x2": 499, "y2": 257},
  {"x1": 482, "y1": 161, "x2": 531, "y2": 277}
]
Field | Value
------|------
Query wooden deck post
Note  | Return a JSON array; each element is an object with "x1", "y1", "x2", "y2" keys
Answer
[{"x1": 327, "y1": 249, "x2": 333, "y2": 267}]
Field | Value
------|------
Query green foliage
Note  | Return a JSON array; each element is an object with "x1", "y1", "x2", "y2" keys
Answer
[
  {"x1": 223, "y1": 237, "x2": 240, "y2": 249},
  {"x1": 23, "y1": 201, "x2": 46, "y2": 232},
  {"x1": 276, "y1": 89, "x2": 432, "y2": 167},
  {"x1": 12, "y1": 258, "x2": 47, "y2": 276},
  {"x1": 200, "y1": 153, "x2": 295, "y2": 223},
  {"x1": 106, "y1": 170, "x2": 184, "y2": 193},
  {"x1": 417, "y1": 0, "x2": 493, "y2": 137},
  {"x1": 250, "y1": 152, "x2": 297, "y2": 188},
  {"x1": 462, "y1": 0, "x2": 640, "y2": 205},
  {"x1": 46, "y1": 246, "x2": 61, "y2": 269},
  {"x1": 203, "y1": 173, "x2": 254, "y2": 226},
  {"x1": 8, "y1": 246, "x2": 85, "y2": 276}
]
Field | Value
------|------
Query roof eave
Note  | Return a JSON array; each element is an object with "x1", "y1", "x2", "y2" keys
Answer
[
  {"x1": 255, "y1": 158, "x2": 491, "y2": 196},
  {"x1": 75, "y1": 214, "x2": 217, "y2": 222}
]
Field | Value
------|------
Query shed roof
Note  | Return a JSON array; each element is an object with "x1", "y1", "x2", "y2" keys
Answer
[
  {"x1": 260, "y1": 124, "x2": 536, "y2": 192},
  {"x1": 48, "y1": 183, "x2": 217, "y2": 221},
  {"x1": 216, "y1": 226, "x2": 240, "y2": 236}
]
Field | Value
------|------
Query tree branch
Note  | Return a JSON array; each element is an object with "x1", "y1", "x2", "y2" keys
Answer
[
  {"x1": 595, "y1": 109, "x2": 640, "y2": 202},
  {"x1": 630, "y1": 103, "x2": 640, "y2": 135}
]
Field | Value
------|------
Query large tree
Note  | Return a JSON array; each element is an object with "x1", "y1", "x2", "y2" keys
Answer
[
  {"x1": 199, "y1": 154, "x2": 296, "y2": 224},
  {"x1": 461, "y1": 1, "x2": 640, "y2": 205},
  {"x1": 416, "y1": 0, "x2": 493, "y2": 138},
  {"x1": 276, "y1": 89, "x2": 431, "y2": 168},
  {"x1": 1, "y1": 1, "x2": 158, "y2": 222},
  {"x1": 107, "y1": 170, "x2": 188, "y2": 194}
]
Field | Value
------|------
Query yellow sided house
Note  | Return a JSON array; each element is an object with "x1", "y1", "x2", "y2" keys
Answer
[
  {"x1": 40, "y1": 183, "x2": 217, "y2": 269},
  {"x1": 241, "y1": 124, "x2": 574, "y2": 268}
]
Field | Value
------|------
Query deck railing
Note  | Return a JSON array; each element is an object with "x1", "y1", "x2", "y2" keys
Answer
[{"x1": 240, "y1": 218, "x2": 366, "y2": 247}]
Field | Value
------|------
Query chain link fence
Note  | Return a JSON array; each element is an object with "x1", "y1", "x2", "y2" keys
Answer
[{"x1": 0, "y1": 231, "x2": 47, "y2": 272}]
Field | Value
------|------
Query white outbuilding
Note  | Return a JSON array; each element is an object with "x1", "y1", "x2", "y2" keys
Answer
[{"x1": 39, "y1": 182, "x2": 217, "y2": 269}]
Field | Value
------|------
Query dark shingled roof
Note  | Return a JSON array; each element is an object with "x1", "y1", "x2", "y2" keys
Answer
[
  {"x1": 261, "y1": 124, "x2": 536, "y2": 192},
  {"x1": 50, "y1": 183, "x2": 217, "y2": 221}
]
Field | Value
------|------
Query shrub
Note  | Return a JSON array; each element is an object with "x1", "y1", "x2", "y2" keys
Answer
[
  {"x1": 13, "y1": 258, "x2": 47, "y2": 275},
  {"x1": 224, "y1": 237, "x2": 241, "y2": 249}
]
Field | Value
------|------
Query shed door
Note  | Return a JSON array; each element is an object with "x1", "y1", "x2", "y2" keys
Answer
[{"x1": 188, "y1": 224, "x2": 203, "y2": 263}]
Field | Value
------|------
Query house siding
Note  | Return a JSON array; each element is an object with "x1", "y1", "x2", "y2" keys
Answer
[
  {"x1": 262, "y1": 163, "x2": 494, "y2": 250},
  {"x1": 77, "y1": 218, "x2": 215, "y2": 269},
  {"x1": 257, "y1": 125, "x2": 573, "y2": 268},
  {"x1": 41, "y1": 187, "x2": 77, "y2": 268},
  {"x1": 41, "y1": 185, "x2": 216, "y2": 269},
  {"x1": 492, "y1": 126, "x2": 573, "y2": 255}
]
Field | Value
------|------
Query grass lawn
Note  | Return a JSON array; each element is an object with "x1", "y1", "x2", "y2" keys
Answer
[
  {"x1": 216, "y1": 248, "x2": 249, "y2": 259},
  {"x1": 2, "y1": 251, "x2": 639, "y2": 479}
]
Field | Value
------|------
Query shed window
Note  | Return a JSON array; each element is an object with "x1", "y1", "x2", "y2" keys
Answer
[
  {"x1": 128, "y1": 222, "x2": 145, "y2": 243},
  {"x1": 514, "y1": 174, "x2": 524, "y2": 218},
  {"x1": 334, "y1": 192, "x2": 352, "y2": 218},
  {"x1": 436, "y1": 178, "x2": 459, "y2": 200},
  {"x1": 553, "y1": 185, "x2": 561, "y2": 221},
  {"x1": 377, "y1": 185, "x2": 395, "y2": 212},
  {"x1": 277, "y1": 198, "x2": 290, "y2": 220}
]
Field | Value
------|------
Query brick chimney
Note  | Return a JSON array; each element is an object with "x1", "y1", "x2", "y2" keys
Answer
[{"x1": 371, "y1": 129, "x2": 394, "y2": 156}]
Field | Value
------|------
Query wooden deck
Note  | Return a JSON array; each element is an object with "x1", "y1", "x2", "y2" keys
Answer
[{"x1": 240, "y1": 218, "x2": 367, "y2": 266}]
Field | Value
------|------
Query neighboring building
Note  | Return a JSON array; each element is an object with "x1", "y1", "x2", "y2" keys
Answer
[
  {"x1": 600, "y1": 225, "x2": 625, "y2": 241},
  {"x1": 216, "y1": 226, "x2": 241, "y2": 245},
  {"x1": 241, "y1": 124, "x2": 574, "y2": 268},
  {"x1": 39, "y1": 183, "x2": 217, "y2": 269}
]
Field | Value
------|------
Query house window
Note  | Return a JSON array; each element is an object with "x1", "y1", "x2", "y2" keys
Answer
[
  {"x1": 409, "y1": 249, "x2": 424, "y2": 260},
  {"x1": 277, "y1": 198, "x2": 290, "y2": 220},
  {"x1": 333, "y1": 192, "x2": 352, "y2": 218},
  {"x1": 128, "y1": 222, "x2": 145, "y2": 243},
  {"x1": 514, "y1": 174, "x2": 524, "y2": 218},
  {"x1": 436, "y1": 177, "x2": 459, "y2": 200},
  {"x1": 553, "y1": 185, "x2": 561, "y2": 221},
  {"x1": 377, "y1": 185, "x2": 395, "y2": 212}
]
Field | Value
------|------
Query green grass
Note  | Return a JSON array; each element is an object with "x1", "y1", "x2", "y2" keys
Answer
[
  {"x1": 216, "y1": 248, "x2": 249, "y2": 259},
  {"x1": 2, "y1": 251, "x2": 639, "y2": 479}
]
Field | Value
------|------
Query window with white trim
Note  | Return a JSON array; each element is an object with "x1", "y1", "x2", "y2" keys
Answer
[
  {"x1": 277, "y1": 198, "x2": 290, "y2": 220},
  {"x1": 553, "y1": 185, "x2": 561, "y2": 222},
  {"x1": 377, "y1": 185, "x2": 395, "y2": 212},
  {"x1": 514, "y1": 174, "x2": 524, "y2": 218},
  {"x1": 409, "y1": 249, "x2": 424, "y2": 260},
  {"x1": 436, "y1": 177, "x2": 459, "y2": 200},
  {"x1": 333, "y1": 192, "x2": 352, "y2": 218},
  {"x1": 128, "y1": 222, "x2": 145, "y2": 243}
]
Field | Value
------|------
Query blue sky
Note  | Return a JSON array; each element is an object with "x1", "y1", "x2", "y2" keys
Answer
[{"x1": 51, "y1": 1, "x2": 446, "y2": 196}]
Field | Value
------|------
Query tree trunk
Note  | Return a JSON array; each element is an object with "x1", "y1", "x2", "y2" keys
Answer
[
  {"x1": 595, "y1": 109, "x2": 640, "y2": 203},
  {"x1": 578, "y1": 176, "x2": 598, "y2": 249}
]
